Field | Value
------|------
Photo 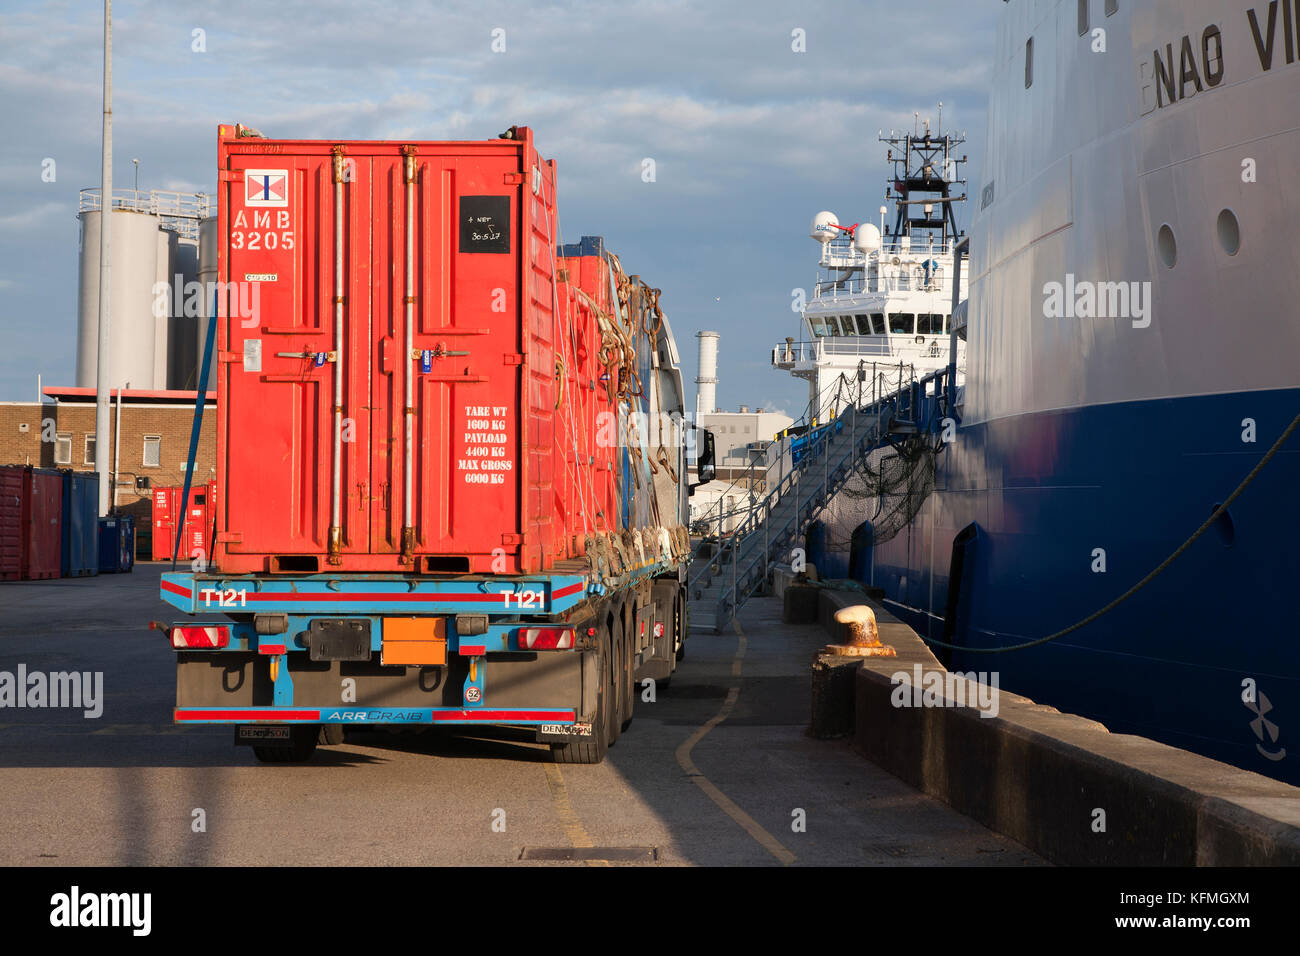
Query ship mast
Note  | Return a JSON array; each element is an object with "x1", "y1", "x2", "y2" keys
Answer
[{"x1": 881, "y1": 107, "x2": 967, "y2": 245}]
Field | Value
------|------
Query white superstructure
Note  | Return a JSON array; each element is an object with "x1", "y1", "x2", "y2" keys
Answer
[{"x1": 774, "y1": 119, "x2": 970, "y2": 419}]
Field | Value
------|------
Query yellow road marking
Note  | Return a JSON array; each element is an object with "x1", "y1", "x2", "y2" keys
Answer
[
  {"x1": 674, "y1": 618, "x2": 797, "y2": 865},
  {"x1": 542, "y1": 763, "x2": 608, "y2": 866}
]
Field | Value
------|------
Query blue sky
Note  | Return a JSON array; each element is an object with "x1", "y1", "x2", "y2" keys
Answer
[{"x1": 0, "y1": 0, "x2": 998, "y2": 414}]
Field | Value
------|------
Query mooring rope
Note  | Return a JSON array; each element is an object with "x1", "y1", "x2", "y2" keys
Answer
[{"x1": 917, "y1": 407, "x2": 1300, "y2": 654}]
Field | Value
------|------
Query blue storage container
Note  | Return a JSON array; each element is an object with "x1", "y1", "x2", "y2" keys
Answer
[
  {"x1": 60, "y1": 471, "x2": 100, "y2": 577},
  {"x1": 97, "y1": 514, "x2": 136, "y2": 574}
]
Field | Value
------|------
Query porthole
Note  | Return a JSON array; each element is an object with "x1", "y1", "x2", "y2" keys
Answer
[
  {"x1": 1157, "y1": 223, "x2": 1177, "y2": 268},
  {"x1": 1216, "y1": 208, "x2": 1240, "y2": 256}
]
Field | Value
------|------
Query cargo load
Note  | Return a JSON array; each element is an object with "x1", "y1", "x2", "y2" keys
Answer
[{"x1": 159, "y1": 125, "x2": 715, "y2": 763}]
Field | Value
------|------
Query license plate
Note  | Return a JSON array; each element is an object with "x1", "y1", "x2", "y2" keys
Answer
[
  {"x1": 237, "y1": 725, "x2": 292, "y2": 741},
  {"x1": 540, "y1": 723, "x2": 590, "y2": 737}
]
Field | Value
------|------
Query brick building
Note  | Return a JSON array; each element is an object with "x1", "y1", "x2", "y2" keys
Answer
[{"x1": 0, "y1": 387, "x2": 216, "y2": 554}]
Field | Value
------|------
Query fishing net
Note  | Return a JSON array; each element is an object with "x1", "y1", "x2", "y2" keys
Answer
[{"x1": 816, "y1": 435, "x2": 936, "y2": 549}]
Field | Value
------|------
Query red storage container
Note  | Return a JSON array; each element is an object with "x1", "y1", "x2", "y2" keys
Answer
[
  {"x1": 26, "y1": 469, "x2": 64, "y2": 579},
  {"x1": 0, "y1": 466, "x2": 22, "y2": 579},
  {"x1": 151, "y1": 486, "x2": 176, "y2": 561},
  {"x1": 0, "y1": 466, "x2": 62, "y2": 580},
  {"x1": 214, "y1": 125, "x2": 578, "y2": 575},
  {"x1": 152, "y1": 481, "x2": 219, "y2": 563}
]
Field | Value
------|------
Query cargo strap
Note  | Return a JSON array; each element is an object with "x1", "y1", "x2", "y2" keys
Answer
[{"x1": 173, "y1": 293, "x2": 218, "y2": 570}]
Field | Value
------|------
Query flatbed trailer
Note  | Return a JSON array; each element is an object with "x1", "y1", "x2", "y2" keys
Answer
[{"x1": 160, "y1": 560, "x2": 687, "y2": 763}]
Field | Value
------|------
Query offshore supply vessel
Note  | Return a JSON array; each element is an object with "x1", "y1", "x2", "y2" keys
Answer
[{"x1": 773, "y1": 0, "x2": 1300, "y2": 784}]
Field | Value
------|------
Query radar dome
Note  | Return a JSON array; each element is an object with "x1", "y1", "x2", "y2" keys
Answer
[
  {"x1": 810, "y1": 211, "x2": 839, "y2": 243},
  {"x1": 853, "y1": 223, "x2": 881, "y2": 254}
]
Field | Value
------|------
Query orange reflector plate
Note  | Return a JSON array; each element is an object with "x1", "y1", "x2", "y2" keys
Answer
[{"x1": 381, "y1": 617, "x2": 447, "y2": 667}]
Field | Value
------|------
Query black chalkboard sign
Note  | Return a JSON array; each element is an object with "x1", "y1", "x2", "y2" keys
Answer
[{"x1": 459, "y1": 195, "x2": 511, "y2": 254}]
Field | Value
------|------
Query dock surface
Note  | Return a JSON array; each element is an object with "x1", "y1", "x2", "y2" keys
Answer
[{"x1": 0, "y1": 566, "x2": 1041, "y2": 866}]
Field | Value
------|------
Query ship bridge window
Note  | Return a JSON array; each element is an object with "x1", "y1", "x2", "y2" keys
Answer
[
  {"x1": 835, "y1": 315, "x2": 854, "y2": 335},
  {"x1": 917, "y1": 313, "x2": 943, "y2": 335},
  {"x1": 871, "y1": 313, "x2": 886, "y2": 334},
  {"x1": 809, "y1": 315, "x2": 829, "y2": 336},
  {"x1": 854, "y1": 314, "x2": 872, "y2": 335},
  {"x1": 888, "y1": 313, "x2": 915, "y2": 334}
]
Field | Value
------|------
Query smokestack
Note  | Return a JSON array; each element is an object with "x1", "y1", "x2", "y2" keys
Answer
[{"x1": 695, "y1": 330, "x2": 719, "y2": 421}]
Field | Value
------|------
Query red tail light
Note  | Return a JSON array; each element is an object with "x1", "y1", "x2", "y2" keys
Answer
[
  {"x1": 517, "y1": 627, "x2": 575, "y2": 650},
  {"x1": 171, "y1": 625, "x2": 231, "y2": 649}
]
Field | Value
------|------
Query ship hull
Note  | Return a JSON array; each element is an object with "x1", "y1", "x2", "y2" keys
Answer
[{"x1": 858, "y1": 387, "x2": 1300, "y2": 783}]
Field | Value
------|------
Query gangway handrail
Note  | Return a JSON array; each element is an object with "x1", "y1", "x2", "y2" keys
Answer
[{"x1": 690, "y1": 361, "x2": 954, "y2": 629}]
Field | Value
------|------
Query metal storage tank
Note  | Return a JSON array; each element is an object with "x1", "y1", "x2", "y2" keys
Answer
[
  {"x1": 171, "y1": 235, "x2": 200, "y2": 389},
  {"x1": 193, "y1": 215, "x2": 218, "y2": 386},
  {"x1": 152, "y1": 227, "x2": 178, "y2": 390},
  {"x1": 76, "y1": 206, "x2": 161, "y2": 390}
]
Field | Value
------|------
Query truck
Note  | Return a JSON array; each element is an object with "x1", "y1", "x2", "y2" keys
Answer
[{"x1": 158, "y1": 124, "x2": 715, "y2": 763}]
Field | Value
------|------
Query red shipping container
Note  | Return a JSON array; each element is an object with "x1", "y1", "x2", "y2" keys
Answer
[
  {"x1": 0, "y1": 466, "x2": 62, "y2": 580},
  {"x1": 152, "y1": 481, "x2": 219, "y2": 563},
  {"x1": 151, "y1": 486, "x2": 176, "y2": 561},
  {"x1": 214, "y1": 126, "x2": 575, "y2": 575},
  {"x1": 0, "y1": 466, "x2": 23, "y2": 579}
]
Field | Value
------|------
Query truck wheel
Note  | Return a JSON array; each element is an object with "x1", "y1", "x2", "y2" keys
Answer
[
  {"x1": 675, "y1": 591, "x2": 687, "y2": 662},
  {"x1": 620, "y1": 609, "x2": 635, "y2": 733},
  {"x1": 552, "y1": 627, "x2": 611, "y2": 764},
  {"x1": 608, "y1": 616, "x2": 624, "y2": 746},
  {"x1": 318, "y1": 724, "x2": 344, "y2": 746},
  {"x1": 252, "y1": 726, "x2": 318, "y2": 763}
]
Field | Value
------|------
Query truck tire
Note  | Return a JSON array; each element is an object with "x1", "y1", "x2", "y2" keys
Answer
[
  {"x1": 552, "y1": 626, "x2": 611, "y2": 764},
  {"x1": 252, "y1": 726, "x2": 318, "y2": 763},
  {"x1": 318, "y1": 724, "x2": 344, "y2": 746},
  {"x1": 620, "y1": 606, "x2": 636, "y2": 733},
  {"x1": 675, "y1": 591, "x2": 687, "y2": 662},
  {"x1": 608, "y1": 614, "x2": 624, "y2": 745}
]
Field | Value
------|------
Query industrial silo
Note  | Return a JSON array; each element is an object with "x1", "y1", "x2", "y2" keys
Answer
[
  {"x1": 76, "y1": 205, "x2": 161, "y2": 390},
  {"x1": 192, "y1": 215, "x2": 218, "y2": 386},
  {"x1": 152, "y1": 227, "x2": 177, "y2": 390},
  {"x1": 171, "y1": 233, "x2": 200, "y2": 389}
]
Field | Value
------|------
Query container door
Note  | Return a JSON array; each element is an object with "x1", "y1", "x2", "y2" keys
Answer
[
  {"x1": 369, "y1": 151, "x2": 523, "y2": 570},
  {"x1": 151, "y1": 487, "x2": 171, "y2": 561},
  {"x1": 222, "y1": 149, "x2": 373, "y2": 562}
]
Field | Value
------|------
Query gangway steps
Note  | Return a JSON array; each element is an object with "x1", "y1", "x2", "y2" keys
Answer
[{"x1": 687, "y1": 368, "x2": 954, "y2": 633}]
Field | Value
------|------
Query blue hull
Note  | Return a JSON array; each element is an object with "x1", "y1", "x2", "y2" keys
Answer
[{"x1": 859, "y1": 389, "x2": 1300, "y2": 784}]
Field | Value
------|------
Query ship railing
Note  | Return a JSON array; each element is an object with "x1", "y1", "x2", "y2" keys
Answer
[
  {"x1": 818, "y1": 235, "x2": 955, "y2": 266},
  {"x1": 772, "y1": 339, "x2": 895, "y2": 365},
  {"x1": 812, "y1": 270, "x2": 954, "y2": 298}
]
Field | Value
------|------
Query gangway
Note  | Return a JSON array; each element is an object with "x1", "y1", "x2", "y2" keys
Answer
[{"x1": 688, "y1": 364, "x2": 957, "y2": 633}]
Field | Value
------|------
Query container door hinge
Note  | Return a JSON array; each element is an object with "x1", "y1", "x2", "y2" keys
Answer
[
  {"x1": 503, "y1": 172, "x2": 525, "y2": 185},
  {"x1": 501, "y1": 533, "x2": 523, "y2": 545},
  {"x1": 215, "y1": 532, "x2": 243, "y2": 543},
  {"x1": 219, "y1": 169, "x2": 240, "y2": 184},
  {"x1": 502, "y1": 354, "x2": 523, "y2": 366}
]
